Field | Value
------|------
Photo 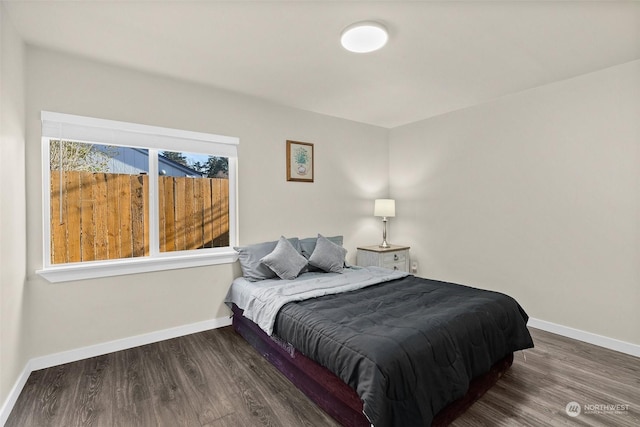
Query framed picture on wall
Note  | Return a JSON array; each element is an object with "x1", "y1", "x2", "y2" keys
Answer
[{"x1": 286, "y1": 140, "x2": 314, "y2": 182}]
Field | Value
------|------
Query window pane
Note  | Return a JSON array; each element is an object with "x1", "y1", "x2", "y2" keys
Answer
[
  {"x1": 158, "y1": 151, "x2": 230, "y2": 253},
  {"x1": 49, "y1": 140, "x2": 149, "y2": 264}
]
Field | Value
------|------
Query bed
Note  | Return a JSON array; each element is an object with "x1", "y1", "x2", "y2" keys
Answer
[{"x1": 226, "y1": 235, "x2": 534, "y2": 426}]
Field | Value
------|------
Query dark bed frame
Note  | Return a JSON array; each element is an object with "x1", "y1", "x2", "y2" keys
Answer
[{"x1": 232, "y1": 304, "x2": 514, "y2": 426}]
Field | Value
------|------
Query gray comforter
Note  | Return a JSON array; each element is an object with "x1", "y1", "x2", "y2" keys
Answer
[{"x1": 273, "y1": 274, "x2": 534, "y2": 427}]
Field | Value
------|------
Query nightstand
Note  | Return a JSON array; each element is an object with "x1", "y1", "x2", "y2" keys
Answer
[{"x1": 356, "y1": 245, "x2": 410, "y2": 272}]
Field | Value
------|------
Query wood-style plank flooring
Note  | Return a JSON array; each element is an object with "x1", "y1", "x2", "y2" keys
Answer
[{"x1": 6, "y1": 327, "x2": 639, "y2": 426}]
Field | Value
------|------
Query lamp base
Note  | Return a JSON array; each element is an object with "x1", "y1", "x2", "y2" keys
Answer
[{"x1": 379, "y1": 217, "x2": 390, "y2": 249}]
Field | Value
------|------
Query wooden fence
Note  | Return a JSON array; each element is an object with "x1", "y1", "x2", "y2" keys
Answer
[{"x1": 50, "y1": 170, "x2": 229, "y2": 264}]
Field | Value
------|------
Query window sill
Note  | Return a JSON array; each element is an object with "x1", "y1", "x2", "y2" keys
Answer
[{"x1": 36, "y1": 249, "x2": 238, "y2": 283}]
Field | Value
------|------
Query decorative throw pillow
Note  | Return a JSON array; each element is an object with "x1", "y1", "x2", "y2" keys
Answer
[
  {"x1": 234, "y1": 237, "x2": 301, "y2": 281},
  {"x1": 299, "y1": 235, "x2": 344, "y2": 259},
  {"x1": 300, "y1": 235, "x2": 344, "y2": 272},
  {"x1": 260, "y1": 236, "x2": 309, "y2": 280},
  {"x1": 308, "y1": 234, "x2": 347, "y2": 273}
]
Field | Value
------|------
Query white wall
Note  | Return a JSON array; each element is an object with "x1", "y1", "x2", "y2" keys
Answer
[
  {"x1": 0, "y1": 2, "x2": 27, "y2": 407},
  {"x1": 390, "y1": 61, "x2": 640, "y2": 345},
  {"x1": 23, "y1": 47, "x2": 389, "y2": 361}
]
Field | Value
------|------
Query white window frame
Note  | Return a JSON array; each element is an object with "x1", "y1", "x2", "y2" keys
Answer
[{"x1": 37, "y1": 111, "x2": 239, "y2": 283}]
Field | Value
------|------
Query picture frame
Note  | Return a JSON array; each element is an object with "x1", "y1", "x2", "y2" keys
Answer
[{"x1": 286, "y1": 140, "x2": 314, "y2": 182}]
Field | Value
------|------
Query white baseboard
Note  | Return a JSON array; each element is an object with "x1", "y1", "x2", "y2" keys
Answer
[
  {"x1": 0, "y1": 365, "x2": 31, "y2": 427},
  {"x1": 528, "y1": 317, "x2": 640, "y2": 358},
  {"x1": 27, "y1": 316, "x2": 232, "y2": 371},
  {"x1": 1, "y1": 316, "x2": 232, "y2": 426}
]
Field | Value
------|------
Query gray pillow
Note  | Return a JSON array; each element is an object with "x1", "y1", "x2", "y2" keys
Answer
[
  {"x1": 308, "y1": 234, "x2": 347, "y2": 273},
  {"x1": 299, "y1": 235, "x2": 343, "y2": 259},
  {"x1": 234, "y1": 237, "x2": 301, "y2": 281},
  {"x1": 260, "y1": 236, "x2": 308, "y2": 280}
]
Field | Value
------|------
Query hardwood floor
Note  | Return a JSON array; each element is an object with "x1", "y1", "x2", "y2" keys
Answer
[
  {"x1": 452, "y1": 329, "x2": 639, "y2": 427},
  {"x1": 6, "y1": 327, "x2": 639, "y2": 426}
]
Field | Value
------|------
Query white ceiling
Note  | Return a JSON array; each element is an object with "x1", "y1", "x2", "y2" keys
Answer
[{"x1": 5, "y1": 0, "x2": 640, "y2": 128}]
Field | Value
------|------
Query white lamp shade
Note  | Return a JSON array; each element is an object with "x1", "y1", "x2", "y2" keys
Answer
[{"x1": 374, "y1": 199, "x2": 395, "y2": 217}]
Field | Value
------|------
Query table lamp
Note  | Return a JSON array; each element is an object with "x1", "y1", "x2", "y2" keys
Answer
[{"x1": 374, "y1": 199, "x2": 395, "y2": 248}]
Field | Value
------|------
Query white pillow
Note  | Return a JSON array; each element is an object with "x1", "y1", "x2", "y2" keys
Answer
[{"x1": 260, "y1": 236, "x2": 308, "y2": 280}]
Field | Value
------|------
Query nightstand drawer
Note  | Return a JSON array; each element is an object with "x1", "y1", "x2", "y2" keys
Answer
[
  {"x1": 384, "y1": 261, "x2": 407, "y2": 271},
  {"x1": 383, "y1": 252, "x2": 406, "y2": 264}
]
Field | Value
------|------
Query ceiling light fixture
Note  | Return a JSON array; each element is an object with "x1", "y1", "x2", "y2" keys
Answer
[{"x1": 340, "y1": 21, "x2": 388, "y2": 53}]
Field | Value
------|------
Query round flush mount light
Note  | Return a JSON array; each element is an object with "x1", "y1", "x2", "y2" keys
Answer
[{"x1": 340, "y1": 21, "x2": 388, "y2": 53}]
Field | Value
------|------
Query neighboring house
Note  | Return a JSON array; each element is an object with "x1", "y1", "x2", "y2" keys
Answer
[{"x1": 98, "y1": 145, "x2": 204, "y2": 177}]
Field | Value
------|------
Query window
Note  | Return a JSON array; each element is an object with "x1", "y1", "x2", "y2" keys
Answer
[{"x1": 38, "y1": 111, "x2": 238, "y2": 282}]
